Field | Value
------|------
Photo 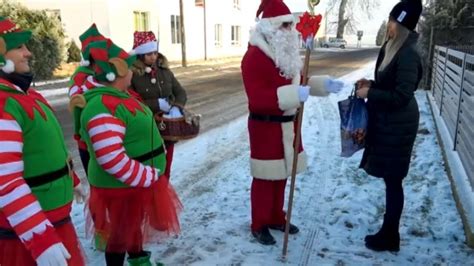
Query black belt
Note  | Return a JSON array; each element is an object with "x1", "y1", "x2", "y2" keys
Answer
[
  {"x1": 249, "y1": 113, "x2": 296, "y2": 123},
  {"x1": 0, "y1": 216, "x2": 71, "y2": 239},
  {"x1": 24, "y1": 160, "x2": 73, "y2": 188},
  {"x1": 132, "y1": 145, "x2": 165, "y2": 162}
]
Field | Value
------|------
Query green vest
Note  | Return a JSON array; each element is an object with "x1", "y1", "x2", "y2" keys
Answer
[
  {"x1": 80, "y1": 87, "x2": 166, "y2": 188},
  {"x1": 0, "y1": 83, "x2": 73, "y2": 211}
]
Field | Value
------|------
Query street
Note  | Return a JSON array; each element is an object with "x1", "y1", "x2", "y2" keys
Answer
[{"x1": 43, "y1": 48, "x2": 379, "y2": 176}]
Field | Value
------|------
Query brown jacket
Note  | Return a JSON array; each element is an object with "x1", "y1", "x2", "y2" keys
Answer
[{"x1": 131, "y1": 53, "x2": 187, "y2": 113}]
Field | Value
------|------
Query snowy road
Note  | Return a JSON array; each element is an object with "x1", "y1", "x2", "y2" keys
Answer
[{"x1": 72, "y1": 62, "x2": 474, "y2": 265}]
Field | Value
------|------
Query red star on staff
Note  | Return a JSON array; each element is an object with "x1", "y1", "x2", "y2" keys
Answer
[{"x1": 296, "y1": 12, "x2": 322, "y2": 41}]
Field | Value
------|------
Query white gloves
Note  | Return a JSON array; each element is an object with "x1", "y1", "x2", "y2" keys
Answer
[
  {"x1": 158, "y1": 98, "x2": 171, "y2": 112},
  {"x1": 324, "y1": 78, "x2": 344, "y2": 94},
  {"x1": 163, "y1": 106, "x2": 183, "y2": 119},
  {"x1": 73, "y1": 184, "x2": 87, "y2": 204},
  {"x1": 298, "y1": 85, "x2": 310, "y2": 102},
  {"x1": 36, "y1": 243, "x2": 71, "y2": 266}
]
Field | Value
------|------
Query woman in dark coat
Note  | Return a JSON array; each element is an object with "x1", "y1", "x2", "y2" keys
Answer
[
  {"x1": 356, "y1": 0, "x2": 423, "y2": 252},
  {"x1": 130, "y1": 31, "x2": 187, "y2": 180}
]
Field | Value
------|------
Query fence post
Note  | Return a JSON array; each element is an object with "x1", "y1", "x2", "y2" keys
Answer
[
  {"x1": 426, "y1": 26, "x2": 435, "y2": 89},
  {"x1": 439, "y1": 47, "x2": 449, "y2": 115},
  {"x1": 453, "y1": 51, "x2": 468, "y2": 151},
  {"x1": 432, "y1": 46, "x2": 438, "y2": 96}
]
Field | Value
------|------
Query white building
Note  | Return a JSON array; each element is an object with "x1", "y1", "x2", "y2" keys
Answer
[{"x1": 16, "y1": 0, "x2": 259, "y2": 62}]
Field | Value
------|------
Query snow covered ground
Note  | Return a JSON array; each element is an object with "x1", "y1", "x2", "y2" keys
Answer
[{"x1": 71, "y1": 62, "x2": 474, "y2": 265}]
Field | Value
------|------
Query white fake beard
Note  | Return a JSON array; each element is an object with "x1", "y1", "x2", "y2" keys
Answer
[{"x1": 269, "y1": 29, "x2": 302, "y2": 79}]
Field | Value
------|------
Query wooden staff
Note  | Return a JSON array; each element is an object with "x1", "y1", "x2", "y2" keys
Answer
[{"x1": 282, "y1": 46, "x2": 312, "y2": 258}]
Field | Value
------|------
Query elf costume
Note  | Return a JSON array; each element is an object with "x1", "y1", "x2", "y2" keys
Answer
[
  {"x1": 0, "y1": 17, "x2": 84, "y2": 265},
  {"x1": 69, "y1": 24, "x2": 108, "y2": 174},
  {"x1": 79, "y1": 40, "x2": 181, "y2": 265}
]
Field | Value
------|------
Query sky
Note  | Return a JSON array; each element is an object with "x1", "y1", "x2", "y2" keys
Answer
[
  {"x1": 287, "y1": 0, "x2": 400, "y2": 35},
  {"x1": 47, "y1": 59, "x2": 474, "y2": 265}
]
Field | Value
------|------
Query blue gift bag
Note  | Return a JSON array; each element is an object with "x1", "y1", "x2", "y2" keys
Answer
[{"x1": 338, "y1": 87, "x2": 368, "y2": 157}]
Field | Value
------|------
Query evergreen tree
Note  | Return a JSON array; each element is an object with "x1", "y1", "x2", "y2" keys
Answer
[{"x1": 67, "y1": 40, "x2": 81, "y2": 63}]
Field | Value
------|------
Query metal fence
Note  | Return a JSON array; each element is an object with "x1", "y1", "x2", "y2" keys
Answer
[{"x1": 431, "y1": 45, "x2": 474, "y2": 187}]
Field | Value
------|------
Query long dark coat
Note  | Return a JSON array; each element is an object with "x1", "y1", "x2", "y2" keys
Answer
[
  {"x1": 130, "y1": 53, "x2": 187, "y2": 114},
  {"x1": 360, "y1": 32, "x2": 423, "y2": 179}
]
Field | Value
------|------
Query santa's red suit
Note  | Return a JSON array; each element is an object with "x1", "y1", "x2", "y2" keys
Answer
[{"x1": 241, "y1": 0, "x2": 331, "y2": 236}]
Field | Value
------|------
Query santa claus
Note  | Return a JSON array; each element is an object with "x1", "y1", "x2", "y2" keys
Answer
[{"x1": 241, "y1": 0, "x2": 344, "y2": 245}]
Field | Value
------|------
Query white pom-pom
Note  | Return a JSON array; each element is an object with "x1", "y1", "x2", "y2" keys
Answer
[
  {"x1": 151, "y1": 78, "x2": 156, "y2": 84},
  {"x1": 80, "y1": 60, "x2": 90, "y2": 67},
  {"x1": 106, "y1": 72, "x2": 116, "y2": 81},
  {"x1": 1, "y1": 60, "x2": 15, "y2": 73},
  {"x1": 145, "y1": 67, "x2": 152, "y2": 73}
]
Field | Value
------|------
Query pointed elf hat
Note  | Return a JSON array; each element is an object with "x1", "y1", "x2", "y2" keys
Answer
[
  {"x1": 131, "y1": 31, "x2": 158, "y2": 55},
  {"x1": 79, "y1": 23, "x2": 108, "y2": 66},
  {"x1": 87, "y1": 40, "x2": 136, "y2": 82},
  {"x1": 256, "y1": 0, "x2": 294, "y2": 26},
  {"x1": 0, "y1": 17, "x2": 32, "y2": 73}
]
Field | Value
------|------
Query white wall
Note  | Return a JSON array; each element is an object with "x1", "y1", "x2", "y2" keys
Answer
[
  {"x1": 18, "y1": 0, "x2": 110, "y2": 46},
  {"x1": 106, "y1": 0, "x2": 160, "y2": 52}
]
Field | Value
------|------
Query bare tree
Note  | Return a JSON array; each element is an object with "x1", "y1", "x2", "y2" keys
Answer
[{"x1": 327, "y1": 0, "x2": 380, "y2": 38}]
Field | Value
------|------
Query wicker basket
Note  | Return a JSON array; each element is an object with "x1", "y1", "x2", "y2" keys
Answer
[{"x1": 154, "y1": 110, "x2": 200, "y2": 141}]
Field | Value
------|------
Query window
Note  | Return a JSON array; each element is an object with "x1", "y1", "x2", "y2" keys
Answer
[
  {"x1": 134, "y1": 11, "x2": 149, "y2": 31},
  {"x1": 231, "y1": 25, "x2": 241, "y2": 46},
  {"x1": 214, "y1": 24, "x2": 222, "y2": 47},
  {"x1": 195, "y1": 0, "x2": 204, "y2": 7},
  {"x1": 233, "y1": 0, "x2": 240, "y2": 10},
  {"x1": 171, "y1": 15, "x2": 181, "y2": 44}
]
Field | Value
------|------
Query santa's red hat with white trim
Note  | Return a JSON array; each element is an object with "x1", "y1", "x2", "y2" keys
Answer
[
  {"x1": 256, "y1": 0, "x2": 295, "y2": 27},
  {"x1": 131, "y1": 31, "x2": 158, "y2": 55}
]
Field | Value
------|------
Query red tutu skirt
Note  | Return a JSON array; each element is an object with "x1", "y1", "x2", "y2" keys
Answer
[
  {"x1": 0, "y1": 221, "x2": 85, "y2": 266},
  {"x1": 86, "y1": 177, "x2": 182, "y2": 253}
]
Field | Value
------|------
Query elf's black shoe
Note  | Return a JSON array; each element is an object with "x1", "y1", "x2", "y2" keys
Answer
[
  {"x1": 252, "y1": 227, "x2": 276, "y2": 245},
  {"x1": 365, "y1": 231, "x2": 400, "y2": 252},
  {"x1": 269, "y1": 223, "x2": 299, "y2": 234}
]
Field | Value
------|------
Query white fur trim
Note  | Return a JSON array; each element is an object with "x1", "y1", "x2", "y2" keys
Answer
[
  {"x1": 249, "y1": 30, "x2": 275, "y2": 61},
  {"x1": 1, "y1": 59, "x2": 15, "y2": 73},
  {"x1": 106, "y1": 72, "x2": 116, "y2": 81},
  {"x1": 80, "y1": 60, "x2": 90, "y2": 67},
  {"x1": 250, "y1": 150, "x2": 307, "y2": 180},
  {"x1": 128, "y1": 49, "x2": 136, "y2": 56},
  {"x1": 260, "y1": 14, "x2": 295, "y2": 28},
  {"x1": 308, "y1": 75, "x2": 330, "y2": 97},
  {"x1": 277, "y1": 84, "x2": 300, "y2": 111},
  {"x1": 133, "y1": 41, "x2": 158, "y2": 55},
  {"x1": 281, "y1": 121, "x2": 307, "y2": 176}
]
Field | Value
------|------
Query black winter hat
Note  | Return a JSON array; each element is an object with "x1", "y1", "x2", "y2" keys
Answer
[{"x1": 389, "y1": 0, "x2": 422, "y2": 31}]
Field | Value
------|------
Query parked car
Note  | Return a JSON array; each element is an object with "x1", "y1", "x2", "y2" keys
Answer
[{"x1": 321, "y1": 38, "x2": 347, "y2": 49}]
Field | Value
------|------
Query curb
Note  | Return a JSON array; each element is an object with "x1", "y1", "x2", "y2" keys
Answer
[{"x1": 426, "y1": 92, "x2": 474, "y2": 248}]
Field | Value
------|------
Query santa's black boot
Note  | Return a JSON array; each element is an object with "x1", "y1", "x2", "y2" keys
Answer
[{"x1": 252, "y1": 226, "x2": 276, "y2": 245}]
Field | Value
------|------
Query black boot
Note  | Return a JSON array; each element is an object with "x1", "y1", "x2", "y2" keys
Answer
[
  {"x1": 269, "y1": 223, "x2": 299, "y2": 234},
  {"x1": 252, "y1": 227, "x2": 276, "y2": 245},
  {"x1": 365, "y1": 217, "x2": 400, "y2": 252},
  {"x1": 365, "y1": 230, "x2": 400, "y2": 252}
]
